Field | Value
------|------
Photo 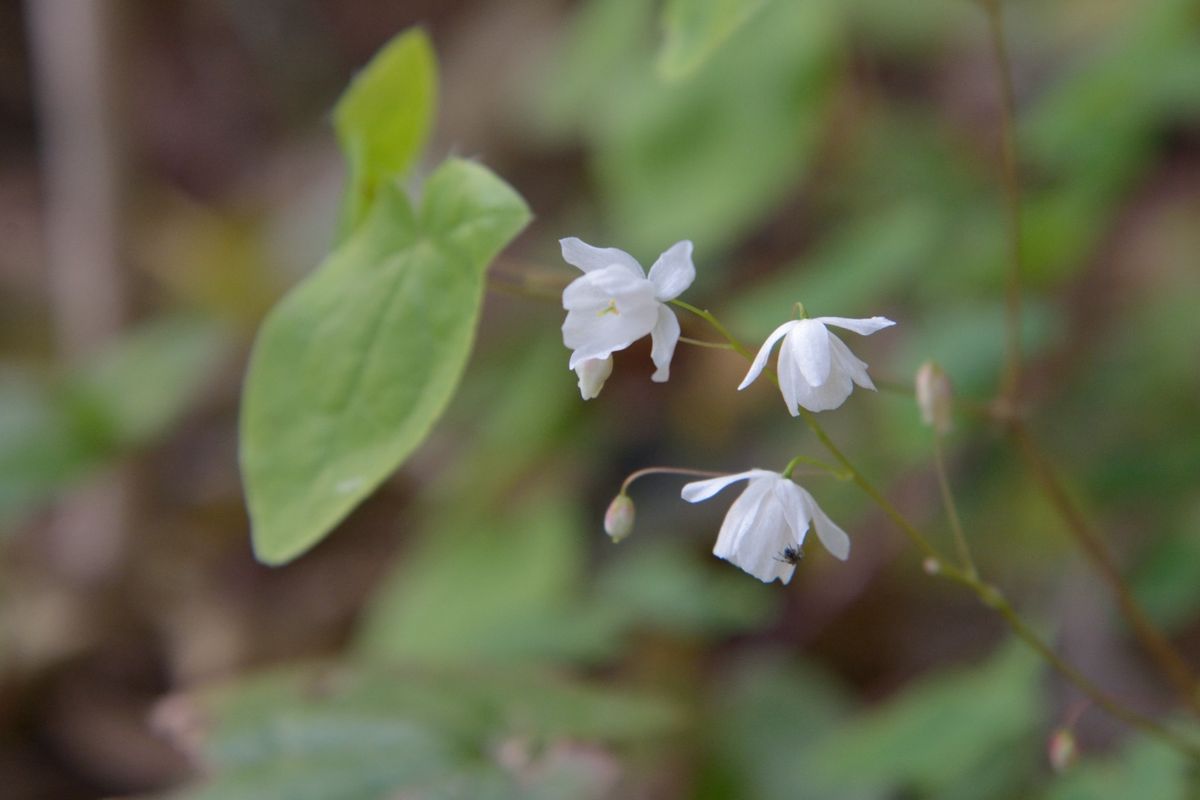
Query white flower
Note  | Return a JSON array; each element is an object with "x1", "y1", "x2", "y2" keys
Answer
[
  {"x1": 739, "y1": 316, "x2": 896, "y2": 414},
  {"x1": 560, "y1": 237, "x2": 694, "y2": 396},
  {"x1": 575, "y1": 357, "x2": 613, "y2": 400},
  {"x1": 681, "y1": 469, "x2": 850, "y2": 584}
]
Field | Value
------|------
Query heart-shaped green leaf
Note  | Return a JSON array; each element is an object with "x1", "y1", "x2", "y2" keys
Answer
[{"x1": 241, "y1": 159, "x2": 530, "y2": 564}]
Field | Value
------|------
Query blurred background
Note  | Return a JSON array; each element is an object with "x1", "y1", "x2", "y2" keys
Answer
[{"x1": 1, "y1": 0, "x2": 1199, "y2": 797}]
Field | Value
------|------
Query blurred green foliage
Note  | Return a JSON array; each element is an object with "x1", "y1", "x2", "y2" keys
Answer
[
  {"x1": 162, "y1": 662, "x2": 680, "y2": 800},
  {"x1": 0, "y1": 315, "x2": 227, "y2": 529}
]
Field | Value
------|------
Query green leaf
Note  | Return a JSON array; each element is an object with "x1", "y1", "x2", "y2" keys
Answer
[
  {"x1": 240, "y1": 159, "x2": 530, "y2": 565},
  {"x1": 798, "y1": 640, "x2": 1042, "y2": 795},
  {"x1": 593, "y1": 540, "x2": 773, "y2": 637},
  {"x1": 599, "y1": 0, "x2": 841, "y2": 256},
  {"x1": 334, "y1": 28, "x2": 437, "y2": 235},
  {"x1": 705, "y1": 655, "x2": 863, "y2": 800},
  {"x1": 161, "y1": 662, "x2": 679, "y2": 800},
  {"x1": 355, "y1": 493, "x2": 595, "y2": 664},
  {"x1": 658, "y1": 0, "x2": 769, "y2": 80}
]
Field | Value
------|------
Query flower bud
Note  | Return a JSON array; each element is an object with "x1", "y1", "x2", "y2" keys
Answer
[
  {"x1": 922, "y1": 557, "x2": 941, "y2": 575},
  {"x1": 1047, "y1": 728, "x2": 1078, "y2": 772},
  {"x1": 915, "y1": 361, "x2": 954, "y2": 434},
  {"x1": 604, "y1": 493, "x2": 635, "y2": 542}
]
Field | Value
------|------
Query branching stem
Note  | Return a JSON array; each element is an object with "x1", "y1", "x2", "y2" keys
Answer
[{"x1": 672, "y1": 301, "x2": 1200, "y2": 759}]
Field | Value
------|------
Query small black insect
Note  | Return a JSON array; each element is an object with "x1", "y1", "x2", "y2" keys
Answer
[{"x1": 775, "y1": 545, "x2": 804, "y2": 565}]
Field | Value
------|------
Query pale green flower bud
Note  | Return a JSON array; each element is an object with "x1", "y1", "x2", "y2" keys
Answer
[
  {"x1": 604, "y1": 493, "x2": 635, "y2": 542},
  {"x1": 916, "y1": 360, "x2": 954, "y2": 434},
  {"x1": 1048, "y1": 728, "x2": 1077, "y2": 772}
]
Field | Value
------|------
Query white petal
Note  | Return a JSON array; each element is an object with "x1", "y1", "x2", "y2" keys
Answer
[
  {"x1": 711, "y1": 477, "x2": 795, "y2": 583},
  {"x1": 738, "y1": 320, "x2": 800, "y2": 391},
  {"x1": 562, "y1": 268, "x2": 659, "y2": 364},
  {"x1": 828, "y1": 333, "x2": 875, "y2": 390},
  {"x1": 649, "y1": 305, "x2": 681, "y2": 382},
  {"x1": 647, "y1": 240, "x2": 695, "y2": 302},
  {"x1": 775, "y1": 334, "x2": 803, "y2": 416},
  {"x1": 800, "y1": 488, "x2": 851, "y2": 560},
  {"x1": 560, "y1": 237, "x2": 644, "y2": 278},
  {"x1": 781, "y1": 319, "x2": 832, "y2": 389},
  {"x1": 774, "y1": 480, "x2": 813, "y2": 549},
  {"x1": 790, "y1": 364, "x2": 854, "y2": 412},
  {"x1": 561, "y1": 264, "x2": 648, "y2": 310},
  {"x1": 815, "y1": 316, "x2": 896, "y2": 336},
  {"x1": 680, "y1": 469, "x2": 772, "y2": 503},
  {"x1": 575, "y1": 357, "x2": 613, "y2": 400}
]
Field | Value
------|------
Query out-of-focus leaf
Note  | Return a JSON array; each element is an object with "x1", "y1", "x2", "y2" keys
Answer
[
  {"x1": 1130, "y1": 506, "x2": 1200, "y2": 633},
  {"x1": 161, "y1": 662, "x2": 679, "y2": 800},
  {"x1": 67, "y1": 315, "x2": 228, "y2": 448},
  {"x1": 334, "y1": 28, "x2": 436, "y2": 236},
  {"x1": 240, "y1": 160, "x2": 530, "y2": 565},
  {"x1": 1044, "y1": 731, "x2": 1199, "y2": 800},
  {"x1": 593, "y1": 540, "x2": 773, "y2": 636},
  {"x1": 0, "y1": 316, "x2": 227, "y2": 528},
  {"x1": 703, "y1": 655, "x2": 870, "y2": 800},
  {"x1": 432, "y1": 334, "x2": 581, "y2": 508},
  {"x1": 728, "y1": 203, "x2": 940, "y2": 341},
  {"x1": 798, "y1": 641, "x2": 1042, "y2": 795},
  {"x1": 841, "y1": 0, "x2": 972, "y2": 54},
  {"x1": 895, "y1": 299, "x2": 1060, "y2": 396},
  {"x1": 530, "y1": 0, "x2": 656, "y2": 142},
  {"x1": 0, "y1": 371, "x2": 83, "y2": 527},
  {"x1": 600, "y1": 0, "x2": 841, "y2": 257},
  {"x1": 356, "y1": 493, "x2": 602, "y2": 664},
  {"x1": 657, "y1": 0, "x2": 768, "y2": 80},
  {"x1": 535, "y1": 0, "x2": 841, "y2": 257}
]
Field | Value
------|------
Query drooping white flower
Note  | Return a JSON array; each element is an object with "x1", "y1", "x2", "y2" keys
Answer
[
  {"x1": 681, "y1": 469, "x2": 850, "y2": 584},
  {"x1": 739, "y1": 316, "x2": 895, "y2": 414},
  {"x1": 560, "y1": 238, "x2": 694, "y2": 396}
]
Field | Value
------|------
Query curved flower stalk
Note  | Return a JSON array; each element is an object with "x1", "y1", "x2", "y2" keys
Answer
[
  {"x1": 560, "y1": 237, "x2": 695, "y2": 398},
  {"x1": 740, "y1": 316, "x2": 895, "y2": 413},
  {"x1": 681, "y1": 469, "x2": 850, "y2": 584}
]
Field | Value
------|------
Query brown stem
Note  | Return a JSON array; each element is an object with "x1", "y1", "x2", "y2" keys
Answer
[
  {"x1": 1011, "y1": 420, "x2": 1200, "y2": 716},
  {"x1": 982, "y1": 0, "x2": 1024, "y2": 405},
  {"x1": 988, "y1": 591, "x2": 1200, "y2": 758}
]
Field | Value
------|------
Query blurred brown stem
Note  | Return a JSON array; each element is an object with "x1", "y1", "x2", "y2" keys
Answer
[
  {"x1": 27, "y1": 0, "x2": 130, "y2": 583},
  {"x1": 1012, "y1": 420, "x2": 1200, "y2": 717},
  {"x1": 982, "y1": 0, "x2": 1023, "y2": 406}
]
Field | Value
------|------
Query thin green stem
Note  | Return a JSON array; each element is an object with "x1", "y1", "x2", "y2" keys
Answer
[
  {"x1": 670, "y1": 299, "x2": 755, "y2": 360},
  {"x1": 620, "y1": 466, "x2": 725, "y2": 496},
  {"x1": 982, "y1": 0, "x2": 1024, "y2": 404},
  {"x1": 679, "y1": 336, "x2": 734, "y2": 350},
  {"x1": 933, "y1": 435, "x2": 977, "y2": 579},
  {"x1": 782, "y1": 454, "x2": 850, "y2": 481}
]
